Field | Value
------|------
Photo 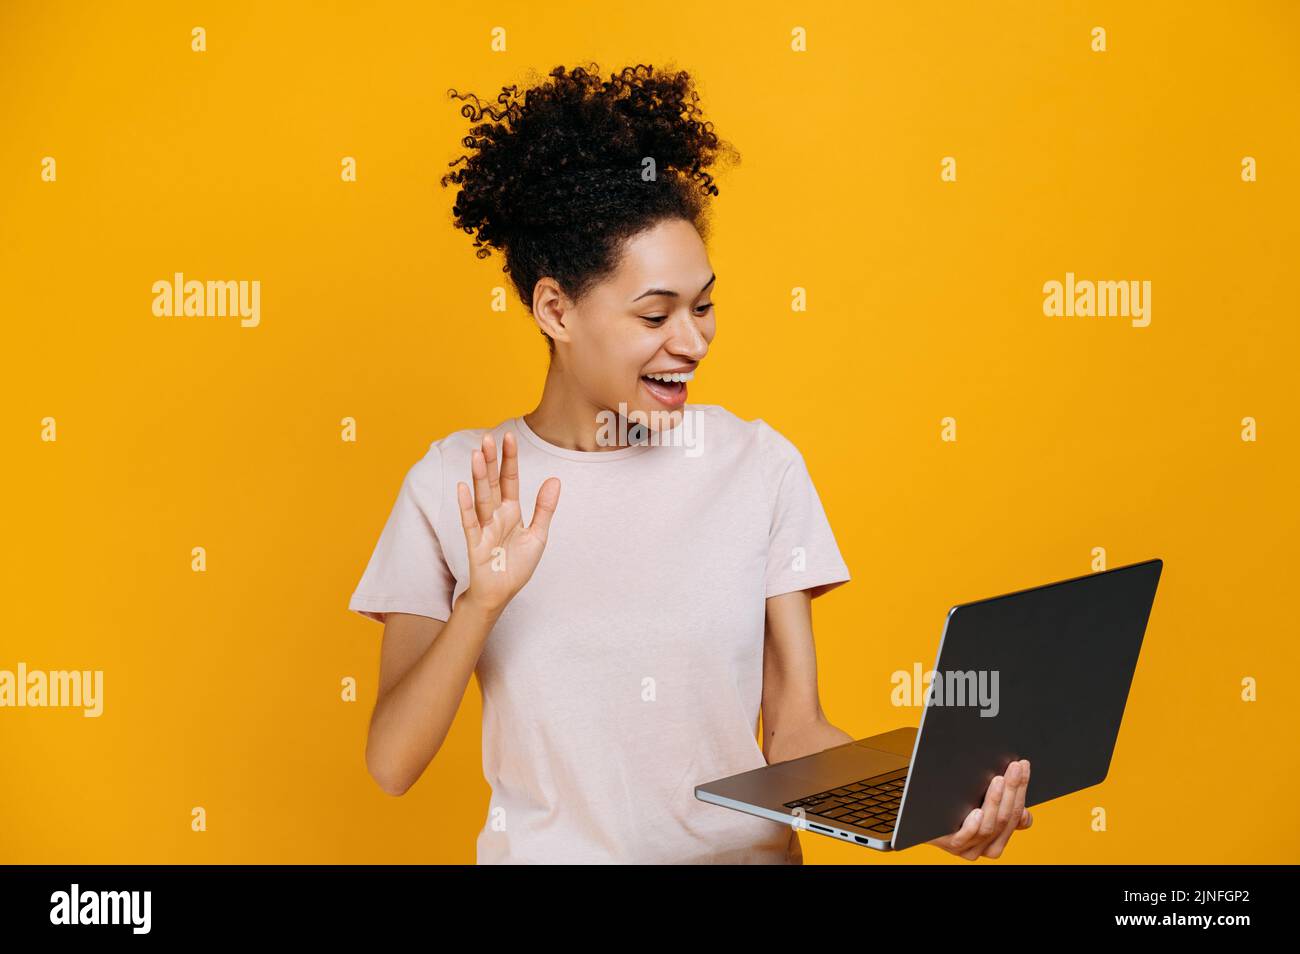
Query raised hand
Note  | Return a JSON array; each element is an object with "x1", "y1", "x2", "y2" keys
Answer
[{"x1": 455, "y1": 430, "x2": 561, "y2": 615}]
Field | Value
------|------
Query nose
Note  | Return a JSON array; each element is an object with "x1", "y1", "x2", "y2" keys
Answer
[{"x1": 665, "y1": 308, "x2": 710, "y2": 363}]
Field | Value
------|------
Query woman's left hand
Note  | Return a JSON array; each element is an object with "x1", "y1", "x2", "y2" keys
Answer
[{"x1": 926, "y1": 758, "x2": 1033, "y2": 860}]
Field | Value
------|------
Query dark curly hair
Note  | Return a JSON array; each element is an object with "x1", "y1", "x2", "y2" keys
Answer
[{"x1": 439, "y1": 62, "x2": 740, "y2": 350}]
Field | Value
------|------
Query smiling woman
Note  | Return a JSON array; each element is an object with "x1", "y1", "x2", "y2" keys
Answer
[
  {"x1": 348, "y1": 62, "x2": 1030, "y2": 865},
  {"x1": 436, "y1": 63, "x2": 739, "y2": 436}
]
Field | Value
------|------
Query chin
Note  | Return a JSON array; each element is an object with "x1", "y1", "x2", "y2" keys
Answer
[
  {"x1": 625, "y1": 403, "x2": 684, "y2": 432},
  {"x1": 595, "y1": 400, "x2": 684, "y2": 444}
]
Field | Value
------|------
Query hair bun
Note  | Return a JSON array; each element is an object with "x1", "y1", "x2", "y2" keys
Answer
[
  {"x1": 440, "y1": 63, "x2": 739, "y2": 333},
  {"x1": 442, "y1": 64, "x2": 735, "y2": 248}
]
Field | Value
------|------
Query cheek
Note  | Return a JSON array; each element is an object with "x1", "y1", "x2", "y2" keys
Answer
[
  {"x1": 607, "y1": 330, "x2": 661, "y2": 375},
  {"x1": 577, "y1": 329, "x2": 649, "y2": 392}
]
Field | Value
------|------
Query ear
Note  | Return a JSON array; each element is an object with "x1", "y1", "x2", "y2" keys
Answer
[{"x1": 531, "y1": 277, "x2": 573, "y2": 344}]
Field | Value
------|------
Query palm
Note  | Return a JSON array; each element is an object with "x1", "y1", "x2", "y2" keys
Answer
[
  {"x1": 456, "y1": 430, "x2": 560, "y2": 612},
  {"x1": 467, "y1": 497, "x2": 543, "y2": 599}
]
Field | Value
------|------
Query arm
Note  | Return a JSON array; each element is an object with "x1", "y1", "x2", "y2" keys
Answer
[
  {"x1": 364, "y1": 598, "x2": 500, "y2": 796},
  {"x1": 363, "y1": 430, "x2": 560, "y2": 797},
  {"x1": 759, "y1": 590, "x2": 854, "y2": 764}
]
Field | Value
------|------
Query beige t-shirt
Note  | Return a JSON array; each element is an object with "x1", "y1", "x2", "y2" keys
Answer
[{"x1": 348, "y1": 404, "x2": 851, "y2": 863}]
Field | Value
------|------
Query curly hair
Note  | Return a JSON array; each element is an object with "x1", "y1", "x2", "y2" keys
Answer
[{"x1": 439, "y1": 63, "x2": 740, "y2": 348}]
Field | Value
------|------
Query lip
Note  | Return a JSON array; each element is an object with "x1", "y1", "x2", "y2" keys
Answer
[{"x1": 640, "y1": 375, "x2": 688, "y2": 408}]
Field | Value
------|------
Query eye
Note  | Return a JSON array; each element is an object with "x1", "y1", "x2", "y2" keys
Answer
[{"x1": 638, "y1": 303, "x2": 713, "y2": 325}]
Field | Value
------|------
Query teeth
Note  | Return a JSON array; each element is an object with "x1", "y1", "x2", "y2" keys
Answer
[{"x1": 644, "y1": 371, "x2": 695, "y2": 383}]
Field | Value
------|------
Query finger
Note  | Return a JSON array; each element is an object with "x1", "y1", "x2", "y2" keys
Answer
[
  {"x1": 481, "y1": 433, "x2": 502, "y2": 511},
  {"x1": 993, "y1": 808, "x2": 1028, "y2": 853},
  {"x1": 500, "y1": 431, "x2": 520, "y2": 504},
  {"x1": 992, "y1": 760, "x2": 1024, "y2": 831},
  {"x1": 963, "y1": 785, "x2": 1000, "y2": 860},
  {"x1": 1018, "y1": 808, "x2": 1034, "y2": 830},
  {"x1": 986, "y1": 761, "x2": 1031, "y2": 857},
  {"x1": 976, "y1": 775, "x2": 1005, "y2": 842},
  {"x1": 456, "y1": 481, "x2": 482, "y2": 549},
  {"x1": 471, "y1": 449, "x2": 495, "y2": 527},
  {"x1": 944, "y1": 806, "x2": 985, "y2": 851},
  {"x1": 1010, "y1": 761, "x2": 1031, "y2": 830},
  {"x1": 526, "y1": 477, "x2": 561, "y2": 538}
]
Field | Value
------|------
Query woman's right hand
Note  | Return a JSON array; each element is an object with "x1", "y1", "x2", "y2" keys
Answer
[{"x1": 455, "y1": 430, "x2": 561, "y2": 615}]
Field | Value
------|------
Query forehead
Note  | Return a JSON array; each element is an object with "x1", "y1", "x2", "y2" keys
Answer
[{"x1": 608, "y1": 219, "x2": 712, "y2": 293}]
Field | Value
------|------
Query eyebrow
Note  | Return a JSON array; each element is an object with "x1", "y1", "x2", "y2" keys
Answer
[{"x1": 631, "y1": 272, "x2": 716, "y2": 302}]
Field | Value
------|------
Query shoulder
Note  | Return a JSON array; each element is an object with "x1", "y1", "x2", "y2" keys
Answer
[
  {"x1": 688, "y1": 403, "x2": 803, "y2": 467},
  {"x1": 685, "y1": 405, "x2": 807, "y2": 511},
  {"x1": 402, "y1": 418, "x2": 513, "y2": 492}
]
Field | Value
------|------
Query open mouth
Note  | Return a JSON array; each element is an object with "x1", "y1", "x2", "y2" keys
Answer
[{"x1": 640, "y1": 369, "x2": 694, "y2": 407}]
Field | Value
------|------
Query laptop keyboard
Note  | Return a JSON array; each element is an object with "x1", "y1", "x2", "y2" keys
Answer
[{"x1": 782, "y1": 767, "x2": 908, "y2": 836}]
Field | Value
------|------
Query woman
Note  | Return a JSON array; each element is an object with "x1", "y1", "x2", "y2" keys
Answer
[{"x1": 349, "y1": 63, "x2": 1032, "y2": 863}]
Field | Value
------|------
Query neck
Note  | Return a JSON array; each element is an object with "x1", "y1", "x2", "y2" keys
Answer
[{"x1": 523, "y1": 360, "x2": 626, "y2": 452}]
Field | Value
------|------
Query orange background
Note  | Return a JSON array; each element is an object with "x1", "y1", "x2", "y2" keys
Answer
[{"x1": 1, "y1": 0, "x2": 1296, "y2": 863}]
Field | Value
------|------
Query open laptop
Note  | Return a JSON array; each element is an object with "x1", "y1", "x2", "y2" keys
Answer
[{"x1": 695, "y1": 558, "x2": 1163, "y2": 851}]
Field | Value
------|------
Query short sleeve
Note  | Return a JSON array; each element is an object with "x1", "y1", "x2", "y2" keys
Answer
[
  {"x1": 348, "y1": 444, "x2": 456, "y2": 624},
  {"x1": 758, "y1": 422, "x2": 851, "y2": 600}
]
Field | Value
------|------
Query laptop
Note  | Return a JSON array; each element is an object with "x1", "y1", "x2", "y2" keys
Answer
[{"x1": 695, "y1": 558, "x2": 1163, "y2": 851}]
